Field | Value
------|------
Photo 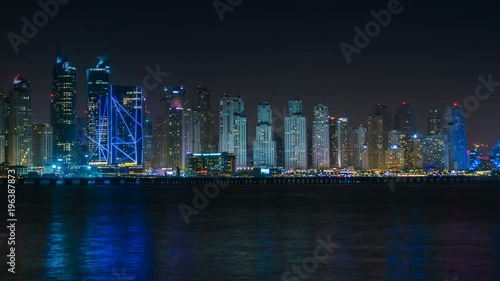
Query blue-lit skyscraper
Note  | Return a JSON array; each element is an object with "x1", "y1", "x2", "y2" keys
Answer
[
  {"x1": 51, "y1": 47, "x2": 77, "y2": 165},
  {"x1": 86, "y1": 50, "x2": 110, "y2": 165},
  {"x1": 109, "y1": 85, "x2": 144, "y2": 166},
  {"x1": 443, "y1": 104, "x2": 468, "y2": 170},
  {"x1": 253, "y1": 102, "x2": 276, "y2": 167},
  {"x1": 285, "y1": 99, "x2": 307, "y2": 170}
]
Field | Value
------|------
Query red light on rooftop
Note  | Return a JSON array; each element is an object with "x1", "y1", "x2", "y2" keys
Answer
[{"x1": 453, "y1": 102, "x2": 458, "y2": 106}]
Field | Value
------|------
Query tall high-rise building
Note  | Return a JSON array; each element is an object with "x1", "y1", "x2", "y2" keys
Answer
[
  {"x1": 427, "y1": 108, "x2": 441, "y2": 135},
  {"x1": 193, "y1": 86, "x2": 216, "y2": 153},
  {"x1": 219, "y1": 94, "x2": 247, "y2": 168},
  {"x1": 156, "y1": 87, "x2": 187, "y2": 169},
  {"x1": 8, "y1": 75, "x2": 32, "y2": 167},
  {"x1": 367, "y1": 104, "x2": 392, "y2": 170},
  {"x1": 349, "y1": 126, "x2": 368, "y2": 170},
  {"x1": 32, "y1": 124, "x2": 53, "y2": 167},
  {"x1": 366, "y1": 114, "x2": 383, "y2": 170},
  {"x1": 394, "y1": 103, "x2": 417, "y2": 170},
  {"x1": 86, "y1": 50, "x2": 110, "y2": 165},
  {"x1": 312, "y1": 104, "x2": 330, "y2": 170},
  {"x1": 394, "y1": 102, "x2": 416, "y2": 134},
  {"x1": 411, "y1": 134, "x2": 423, "y2": 170},
  {"x1": 51, "y1": 48, "x2": 77, "y2": 165},
  {"x1": 284, "y1": 99, "x2": 307, "y2": 170},
  {"x1": 329, "y1": 117, "x2": 349, "y2": 168},
  {"x1": 253, "y1": 102, "x2": 276, "y2": 167},
  {"x1": 143, "y1": 107, "x2": 155, "y2": 172},
  {"x1": 0, "y1": 89, "x2": 8, "y2": 163},
  {"x1": 421, "y1": 135, "x2": 449, "y2": 170},
  {"x1": 385, "y1": 130, "x2": 404, "y2": 170},
  {"x1": 443, "y1": 104, "x2": 468, "y2": 170},
  {"x1": 109, "y1": 85, "x2": 144, "y2": 166}
]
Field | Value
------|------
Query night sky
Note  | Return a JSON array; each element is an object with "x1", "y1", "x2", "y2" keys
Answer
[{"x1": 1, "y1": 0, "x2": 499, "y2": 148}]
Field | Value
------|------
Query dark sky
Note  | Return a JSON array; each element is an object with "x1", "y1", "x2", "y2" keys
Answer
[{"x1": 1, "y1": 0, "x2": 499, "y2": 148}]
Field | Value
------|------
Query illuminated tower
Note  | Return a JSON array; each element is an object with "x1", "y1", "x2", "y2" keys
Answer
[
  {"x1": 443, "y1": 104, "x2": 468, "y2": 170},
  {"x1": 349, "y1": 126, "x2": 368, "y2": 170},
  {"x1": 427, "y1": 108, "x2": 441, "y2": 135},
  {"x1": 157, "y1": 87, "x2": 192, "y2": 169},
  {"x1": 219, "y1": 94, "x2": 247, "y2": 168},
  {"x1": 193, "y1": 86, "x2": 217, "y2": 153},
  {"x1": 8, "y1": 75, "x2": 32, "y2": 167},
  {"x1": 0, "y1": 89, "x2": 8, "y2": 163},
  {"x1": 284, "y1": 99, "x2": 307, "y2": 170},
  {"x1": 51, "y1": 47, "x2": 77, "y2": 165},
  {"x1": 329, "y1": 116, "x2": 349, "y2": 168},
  {"x1": 86, "y1": 50, "x2": 110, "y2": 165},
  {"x1": 109, "y1": 85, "x2": 144, "y2": 166},
  {"x1": 32, "y1": 124, "x2": 53, "y2": 167},
  {"x1": 312, "y1": 104, "x2": 329, "y2": 169},
  {"x1": 367, "y1": 104, "x2": 392, "y2": 170},
  {"x1": 253, "y1": 102, "x2": 276, "y2": 167}
]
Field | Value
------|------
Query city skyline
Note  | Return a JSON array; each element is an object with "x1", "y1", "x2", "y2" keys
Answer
[{"x1": 1, "y1": 0, "x2": 500, "y2": 150}]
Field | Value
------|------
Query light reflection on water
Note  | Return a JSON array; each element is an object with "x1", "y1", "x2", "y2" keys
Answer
[{"x1": 9, "y1": 185, "x2": 500, "y2": 281}]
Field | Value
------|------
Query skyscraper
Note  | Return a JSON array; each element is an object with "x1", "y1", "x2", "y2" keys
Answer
[
  {"x1": 367, "y1": 104, "x2": 392, "y2": 170},
  {"x1": 312, "y1": 104, "x2": 330, "y2": 170},
  {"x1": 51, "y1": 48, "x2": 77, "y2": 165},
  {"x1": 329, "y1": 117, "x2": 349, "y2": 168},
  {"x1": 219, "y1": 94, "x2": 247, "y2": 168},
  {"x1": 8, "y1": 75, "x2": 32, "y2": 167},
  {"x1": 143, "y1": 107, "x2": 155, "y2": 173},
  {"x1": 284, "y1": 99, "x2": 307, "y2": 170},
  {"x1": 0, "y1": 89, "x2": 8, "y2": 163},
  {"x1": 385, "y1": 130, "x2": 405, "y2": 170},
  {"x1": 443, "y1": 104, "x2": 468, "y2": 170},
  {"x1": 86, "y1": 50, "x2": 110, "y2": 165},
  {"x1": 349, "y1": 126, "x2": 368, "y2": 170},
  {"x1": 394, "y1": 103, "x2": 417, "y2": 170},
  {"x1": 109, "y1": 85, "x2": 144, "y2": 166},
  {"x1": 193, "y1": 86, "x2": 216, "y2": 153},
  {"x1": 366, "y1": 114, "x2": 383, "y2": 170},
  {"x1": 253, "y1": 102, "x2": 276, "y2": 167},
  {"x1": 394, "y1": 102, "x2": 416, "y2": 134},
  {"x1": 427, "y1": 108, "x2": 441, "y2": 135},
  {"x1": 32, "y1": 124, "x2": 53, "y2": 167},
  {"x1": 421, "y1": 135, "x2": 449, "y2": 170}
]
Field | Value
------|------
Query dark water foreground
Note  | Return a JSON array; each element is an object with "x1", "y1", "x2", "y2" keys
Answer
[{"x1": 1, "y1": 184, "x2": 499, "y2": 281}]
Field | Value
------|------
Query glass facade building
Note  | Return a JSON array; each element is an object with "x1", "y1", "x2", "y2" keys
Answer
[
  {"x1": 51, "y1": 49, "x2": 77, "y2": 165},
  {"x1": 86, "y1": 51, "x2": 110, "y2": 165},
  {"x1": 109, "y1": 85, "x2": 144, "y2": 166},
  {"x1": 8, "y1": 76, "x2": 32, "y2": 167}
]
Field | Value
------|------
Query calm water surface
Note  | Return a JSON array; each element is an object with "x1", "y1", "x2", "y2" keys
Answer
[{"x1": 2, "y1": 184, "x2": 500, "y2": 281}]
